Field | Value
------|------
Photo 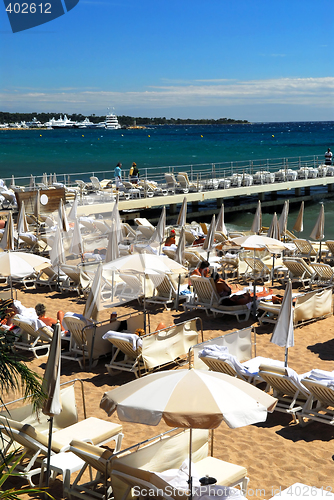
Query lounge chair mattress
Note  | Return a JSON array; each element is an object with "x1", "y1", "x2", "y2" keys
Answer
[
  {"x1": 53, "y1": 417, "x2": 122, "y2": 447},
  {"x1": 195, "y1": 456, "x2": 247, "y2": 487}
]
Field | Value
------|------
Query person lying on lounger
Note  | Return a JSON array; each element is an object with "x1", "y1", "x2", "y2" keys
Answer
[
  {"x1": 219, "y1": 291, "x2": 252, "y2": 306},
  {"x1": 212, "y1": 272, "x2": 232, "y2": 298}
]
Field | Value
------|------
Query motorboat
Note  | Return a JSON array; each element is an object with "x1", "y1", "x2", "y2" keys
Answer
[{"x1": 44, "y1": 115, "x2": 76, "y2": 128}]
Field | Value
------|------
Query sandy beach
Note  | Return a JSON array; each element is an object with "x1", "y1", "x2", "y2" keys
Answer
[{"x1": 3, "y1": 282, "x2": 334, "y2": 499}]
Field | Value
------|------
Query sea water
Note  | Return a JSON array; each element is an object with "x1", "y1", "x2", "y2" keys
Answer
[{"x1": 0, "y1": 121, "x2": 333, "y2": 237}]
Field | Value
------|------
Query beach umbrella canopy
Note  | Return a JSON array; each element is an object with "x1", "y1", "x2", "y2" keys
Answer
[
  {"x1": 17, "y1": 200, "x2": 29, "y2": 235},
  {"x1": 292, "y1": 201, "x2": 304, "y2": 233},
  {"x1": 68, "y1": 194, "x2": 78, "y2": 222},
  {"x1": 203, "y1": 214, "x2": 216, "y2": 253},
  {"x1": 270, "y1": 280, "x2": 294, "y2": 366},
  {"x1": 278, "y1": 200, "x2": 289, "y2": 238},
  {"x1": 103, "y1": 253, "x2": 186, "y2": 275},
  {"x1": 310, "y1": 203, "x2": 325, "y2": 241},
  {"x1": 150, "y1": 206, "x2": 166, "y2": 247},
  {"x1": 0, "y1": 251, "x2": 50, "y2": 279},
  {"x1": 177, "y1": 197, "x2": 187, "y2": 227},
  {"x1": 230, "y1": 234, "x2": 287, "y2": 253},
  {"x1": 175, "y1": 226, "x2": 185, "y2": 265},
  {"x1": 216, "y1": 204, "x2": 227, "y2": 235},
  {"x1": 100, "y1": 369, "x2": 277, "y2": 496},
  {"x1": 0, "y1": 213, "x2": 14, "y2": 251},
  {"x1": 251, "y1": 200, "x2": 262, "y2": 234},
  {"x1": 83, "y1": 263, "x2": 102, "y2": 321}
]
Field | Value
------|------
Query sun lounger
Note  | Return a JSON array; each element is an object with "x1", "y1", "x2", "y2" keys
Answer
[
  {"x1": 164, "y1": 173, "x2": 180, "y2": 193},
  {"x1": 293, "y1": 239, "x2": 318, "y2": 261},
  {"x1": 0, "y1": 416, "x2": 123, "y2": 487},
  {"x1": 282, "y1": 257, "x2": 314, "y2": 287},
  {"x1": 11, "y1": 316, "x2": 54, "y2": 358},
  {"x1": 177, "y1": 172, "x2": 202, "y2": 193},
  {"x1": 146, "y1": 273, "x2": 181, "y2": 309},
  {"x1": 35, "y1": 265, "x2": 69, "y2": 291},
  {"x1": 298, "y1": 374, "x2": 334, "y2": 426},
  {"x1": 309, "y1": 262, "x2": 334, "y2": 287},
  {"x1": 323, "y1": 240, "x2": 334, "y2": 263},
  {"x1": 61, "y1": 313, "x2": 115, "y2": 369},
  {"x1": 109, "y1": 428, "x2": 248, "y2": 500},
  {"x1": 258, "y1": 364, "x2": 310, "y2": 422},
  {"x1": 242, "y1": 257, "x2": 271, "y2": 284},
  {"x1": 258, "y1": 287, "x2": 332, "y2": 326},
  {"x1": 104, "y1": 318, "x2": 200, "y2": 378},
  {"x1": 184, "y1": 276, "x2": 220, "y2": 315},
  {"x1": 60, "y1": 264, "x2": 92, "y2": 295}
]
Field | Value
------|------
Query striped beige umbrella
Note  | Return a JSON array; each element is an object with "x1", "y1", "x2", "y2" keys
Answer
[{"x1": 0, "y1": 212, "x2": 14, "y2": 251}]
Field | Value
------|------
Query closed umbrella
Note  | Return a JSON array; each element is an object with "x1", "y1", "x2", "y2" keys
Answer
[
  {"x1": 83, "y1": 263, "x2": 102, "y2": 322},
  {"x1": 216, "y1": 204, "x2": 227, "y2": 235},
  {"x1": 17, "y1": 200, "x2": 29, "y2": 235},
  {"x1": 58, "y1": 199, "x2": 69, "y2": 233},
  {"x1": 111, "y1": 199, "x2": 123, "y2": 242},
  {"x1": 34, "y1": 189, "x2": 40, "y2": 221},
  {"x1": 278, "y1": 200, "x2": 289, "y2": 241},
  {"x1": 42, "y1": 173, "x2": 48, "y2": 186},
  {"x1": 310, "y1": 203, "x2": 325, "y2": 261},
  {"x1": 105, "y1": 222, "x2": 120, "y2": 263},
  {"x1": 100, "y1": 369, "x2": 277, "y2": 499},
  {"x1": 68, "y1": 194, "x2": 78, "y2": 222},
  {"x1": 177, "y1": 197, "x2": 187, "y2": 227},
  {"x1": 267, "y1": 212, "x2": 280, "y2": 241},
  {"x1": 10, "y1": 175, "x2": 15, "y2": 189},
  {"x1": 150, "y1": 206, "x2": 166, "y2": 253},
  {"x1": 53, "y1": 173, "x2": 57, "y2": 185},
  {"x1": 251, "y1": 200, "x2": 262, "y2": 234},
  {"x1": 270, "y1": 280, "x2": 294, "y2": 367},
  {"x1": 203, "y1": 214, "x2": 216, "y2": 259},
  {"x1": 0, "y1": 212, "x2": 14, "y2": 251},
  {"x1": 41, "y1": 322, "x2": 62, "y2": 488},
  {"x1": 70, "y1": 218, "x2": 83, "y2": 258},
  {"x1": 175, "y1": 226, "x2": 185, "y2": 265},
  {"x1": 29, "y1": 174, "x2": 36, "y2": 189},
  {"x1": 292, "y1": 201, "x2": 304, "y2": 233}
]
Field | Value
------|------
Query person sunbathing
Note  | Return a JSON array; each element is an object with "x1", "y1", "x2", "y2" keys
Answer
[
  {"x1": 35, "y1": 303, "x2": 64, "y2": 330},
  {"x1": 219, "y1": 291, "x2": 252, "y2": 306},
  {"x1": 212, "y1": 272, "x2": 232, "y2": 297},
  {"x1": 191, "y1": 260, "x2": 210, "y2": 277}
]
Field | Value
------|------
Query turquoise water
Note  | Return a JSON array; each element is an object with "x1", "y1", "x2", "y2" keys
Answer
[
  {"x1": 0, "y1": 121, "x2": 333, "y2": 238},
  {"x1": 0, "y1": 121, "x2": 333, "y2": 179}
]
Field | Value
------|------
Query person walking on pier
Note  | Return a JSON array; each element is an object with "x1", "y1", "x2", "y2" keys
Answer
[
  {"x1": 325, "y1": 148, "x2": 333, "y2": 166},
  {"x1": 114, "y1": 162, "x2": 122, "y2": 188}
]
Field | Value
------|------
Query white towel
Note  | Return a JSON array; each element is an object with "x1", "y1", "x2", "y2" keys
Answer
[
  {"x1": 102, "y1": 331, "x2": 143, "y2": 350},
  {"x1": 304, "y1": 369, "x2": 334, "y2": 389},
  {"x1": 155, "y1": 460, "x2": 200, "y2": 491}
]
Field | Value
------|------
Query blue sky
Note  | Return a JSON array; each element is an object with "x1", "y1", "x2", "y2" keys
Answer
[{"x1": 0, "y1": 0, "x2": 333, "y2": 122}]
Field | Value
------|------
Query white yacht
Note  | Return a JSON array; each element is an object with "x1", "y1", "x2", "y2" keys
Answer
[
  {"x1": 75, "y1": 117, "x2": 97, "y2": 128},
  {"x1": 45, "y1": 115, "x2": 76, "y2": 128},
  {"x1": 105, "y1": 111, "x2": 121, "y2": 130}
]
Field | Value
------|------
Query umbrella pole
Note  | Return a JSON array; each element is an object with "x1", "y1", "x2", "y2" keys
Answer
[
  {"x1": 318, "y1": 241, "x2": 322, "y2": 263},
  {"x1": 175, "y1": 274, "x2": 181, "y2": 311},
  {"x1": 44, "y1": 416, "x2": 54, "y2": 495},
  {"x1": 271, "y1": 254, "x2": 275, "y2": 286},
  {"x1": 252, "y1": 279, "x2": 257, "y2": 320},
  {"x1": 284, "y1": 346, "x2": 288, "y2": 368},
  {"x1": 144, "y1": 276, "x2": 147, "y2": 334},
  {"x1": 188, "y1": 428, "x2": 193, "y2": 500}
]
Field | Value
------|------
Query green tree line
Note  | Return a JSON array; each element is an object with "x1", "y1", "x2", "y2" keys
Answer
[{"x1": 0, "y1": 111, "x2": 248, "y2": 126}]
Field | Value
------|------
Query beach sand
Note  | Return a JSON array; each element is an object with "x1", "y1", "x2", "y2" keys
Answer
[{"x1": 4, "y1": 283, "x2": 334, "y2": 499}]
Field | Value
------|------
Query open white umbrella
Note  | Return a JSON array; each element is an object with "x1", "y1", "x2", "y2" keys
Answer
[
  {"x1": 100, "y1": 369, "x2": 277, "y2": 498},
  {"x1": 230, "y1": 234, "x2": 286, "y2": 253},
  {"x1": 270, "y1": 280, "x2": 294, "y2": 367},
  {"x1": 177, "y1": 197, "x2": 187, "y2": 227},
  {"x1": 103, "y1": 253, "x2": 186, "y2": 275},
  {"x1": 0, "y1": 251, "x2": 50, "y2": 279},
  {"x1": 251, "y1": 200, "x2": 262, "y2": 234},
  {"x1": 292, "y1": 201, "x2": 304, "y2": 233},
  {"x1": 310, "y1": 203, "x2": 325, "y2": 261}
]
